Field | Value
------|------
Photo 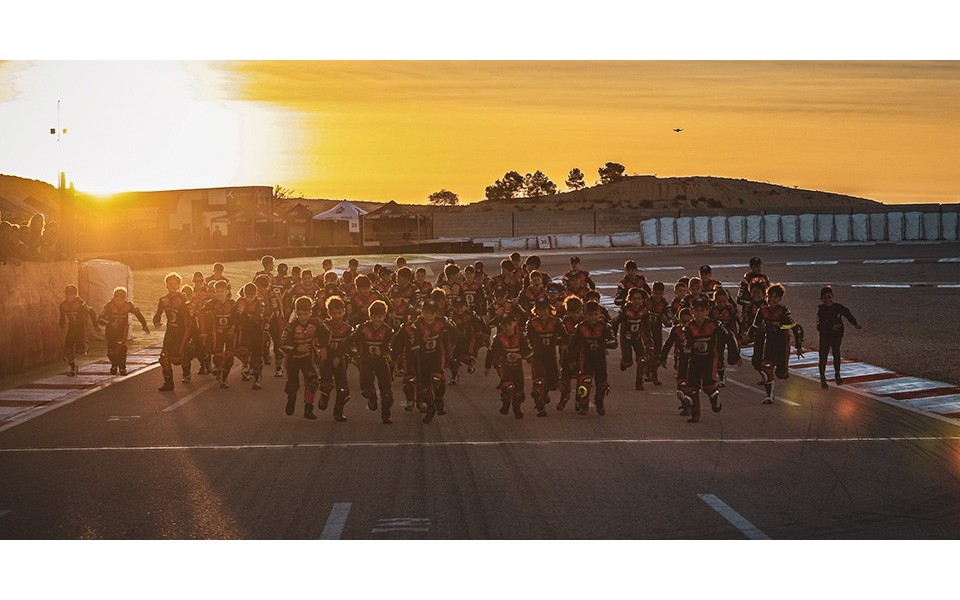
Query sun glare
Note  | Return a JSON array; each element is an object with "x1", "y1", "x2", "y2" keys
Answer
[{"x1": 0, "y1": 61, "x2": 303, "y2": 194}]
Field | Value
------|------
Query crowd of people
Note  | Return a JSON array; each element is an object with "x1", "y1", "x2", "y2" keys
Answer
[
  {"x1": 0, "y1": 213, "x2": 61, "y2": 264},
  {"x1": 57, "y1": 251, "x2": 862, "y2": 425}
]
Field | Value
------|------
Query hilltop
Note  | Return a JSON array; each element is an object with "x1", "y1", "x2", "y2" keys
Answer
[{"x1": 453, "y1": 175, "x2": 883, "y2": 213}]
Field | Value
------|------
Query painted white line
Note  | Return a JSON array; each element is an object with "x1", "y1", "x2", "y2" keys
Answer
[
  {"x1": 372, "y1": 527, "x2": 430, "y2": 533},
  {"x1": 938, "y1": 257, "x2": 960, "y2": 263},
  {"x1": 709, "y1": 264, "x2": 748, "y2": 269},
  {"x1": 3, "y1": 436, "x2": 960, "y2": 454},
  {"x1": 372, "y1": 517, "x2": 431, "y2": 534},
  {"x1": 107, "y1": 415, "x2": 141, "y2": 422},
  {"x1": 0, "y1": 363, "x2": 161, "y2": 434},
  {"x1": 644, "y1": 266, "x2": 685, "y2": 271},
  {"x1": 939, "y1": 284, "x2": 960, "y2": 289},
  {"x1": 161, "y1": 381, "x2": 218, "y2": 412},
  {"x1": 724, "y1": 376, "x2": 801, "y2": 406},
  {"x1": 863, "y1": 259, "x2": 916, "y2": 264},
  {"x1": 698, "y1": 493, "x2": 770, "y2": 540},
  {"x1": 785, "y1": 261, "x2": 839, "y2": 266},
  {"x1": 320, "y1": 502, "x2": 352, "y2": 540},
  {"x1": 852, "y1": 284, "x2": 911, "y2": 289}
]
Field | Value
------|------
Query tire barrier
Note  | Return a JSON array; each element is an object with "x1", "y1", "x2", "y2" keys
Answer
[
  {"x1": 693, "y1": 217, "x2": 711, "y2": 244},
  {"x1": 799, "y1": 214, "x2": 817, "y2": 243},
  {"x1": 727, "y1": 216, "x2": 745, "y2": 243},
  {"x1": 762, "y1": 214, "x2": 781, "y2": 243},
  {"x1": 676, "y1": 217, "x2": 693, "y2": 246},
  {"x1": 745, "y1": 215, "x2": 763, "y2": 244},
  {"x1": 659, "y1": 217, "x2": 677, "y2": 246}
]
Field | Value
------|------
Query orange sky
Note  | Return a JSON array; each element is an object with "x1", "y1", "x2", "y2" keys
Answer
[{"x1": 1, "y1": 61, "x2": 958, "y2": 204}]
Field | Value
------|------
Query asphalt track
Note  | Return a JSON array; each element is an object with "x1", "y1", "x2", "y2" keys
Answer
[{"x1": 1, "y1": 242, "x2": 959, "y2": 539}]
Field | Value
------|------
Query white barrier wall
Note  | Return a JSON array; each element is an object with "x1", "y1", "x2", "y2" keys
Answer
[
  {"x1": 554, "y1": 233, "x2": 582, "y2": 249},
  {"x1": 817, "y1": 214, "x2": 835, "y2": 242},
  {"x1": 659, "y1": 217, "x2": 677, "y2": 245},
  {"x1": 710, "y1": 217, "x2": 727, "y2": 244},
  {"x1": 943, "y1": 212, "x2": 959, "y2": 241},
  {"x1": 781, "y1": 215, "x2": 798, "y2": 243},
  {"x1": 727, "y1": 216, "x2": 745, "y2": 243},
  {"x1": 904, "y1": 212, "x2": 922, "y2": 240},
  {"x1": 475, "y1": 237, "x2": 501, "y2": 251},
  {"x1": 852, "y1": 214, "x2": 869, "y2": 241},
  {"x1": 581, "y1": 234, "x2": 611, "y2": 248},
  {"x1": 834, "y1": 214, "x2": 852, "y2": 242},
  {"x1": 922, "y1": 213, "x2": 941, "y2": 240},
  {"x1": 641, "y1": 219, "x2": 659, "y2": 246},
  {"x1": 676, "y1": 217, "x2": 693, "y2": 245},
  {"x1": 611, "y1": 232, "x2": 642, "y2": 247},
  {"x1": 745, "y1": 215, "x2": 762, "y2": 243},
  {"x1": 500, "y1": 237, "x2": 528, "y2": 250},
  {"x1": 693, "y1": 217, "x2": 711, "y2": 244},
  {"x1": 78, "y1": 260, "x2": 134, "y2": 340},
  {"x1": 869, "y1": 213, "x2": 887, "y2": 241},
  {"x1": 762, "y1": 214, "x2": 780, "y2": 243},
  {"x1": 799, "y1": 214, "x2": 817, "y2": 242},
  {"x1": 887, "y1": 212, "x2": 904, "y2": 241}
]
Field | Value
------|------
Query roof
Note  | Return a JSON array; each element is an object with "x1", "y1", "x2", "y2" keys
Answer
[
  {"x1": 363, "y1": 200, "x2": 424, "y2": 220},
  {"x1": 313, "y1": 200, "x2": 368, "y2": 221}
]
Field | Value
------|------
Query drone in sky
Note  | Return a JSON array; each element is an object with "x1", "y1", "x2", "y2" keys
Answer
[{"x1": 673, "y1": 128, "x2": 683, "y2": 133}]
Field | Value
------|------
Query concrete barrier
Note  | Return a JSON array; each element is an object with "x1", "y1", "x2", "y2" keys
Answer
[
  {"x1": 693, "y1": 217, "x2": 711, "y2": 244},
  {"x1": 887, "y1": 212, "x2": 904, "y2": 241},
  {"x1": 852, "y1": 214, "x2": 869, "y2": 241},
  {"x1": 581, "y1": 234, "x2": 612, "y2": 248},
  {"x1": 727, "y1": 216, "x2": 745, "y2": 243},
  {"x1": 500, "y1": 237, "x2": 528, "y2": 250},
  {"x1": 799, "y1": 214, "x2": 816, "y2": 242},
  {"x1": 641, "y1": 219, "x2": 659, "y2": 246},
  {"x1": 942, "y1": 212, "x2": 959, "y2": 241},
  {"x1": 554, "y1": 233, "x2": 581, "y2": 249},
  {"x1": 834, "y1": 214, "x2": 852, "y2": 243},
  {"x1": 0, "y1": 261, "x2": 79, "y2": 376},
  {"x1": 746, "y1": 215, "x2": 762, "y2": 243},
  {"x1": 904, "y1": 212, "x2": 922, "y2": 241},
  {"x1": 675, "y1": 217, "x2": 693, "y2": 245},
  {"x1": 869, "y1": 213, "x2": 887, "y2": 241},
  {"x1": 781, "y1": 215, "x2": 798, "y2": 243},
  {"x1": 474, "y1": 238, "x2": 501, "y2": 251},
  {"x1": 611, "y1": 232, "x2": 643, "y2": 247},
  {"x1": 922, "y1": 213, "x2": 941, "y2": 241},
  {"x1": 659, "y1": 217, "x2": 677, "y2": 245},
  {"x1": 710, "y1": 216, "x2": 727, "y2": 244},
  {"x1": 816, "y1": 214, "x2": 835, "y2": 242},
  {"x1": 762, "y1": 214, "x2": 781, "y2": 243}
]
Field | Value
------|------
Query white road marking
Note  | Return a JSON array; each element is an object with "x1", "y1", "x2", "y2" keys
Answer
[
  {"x1": 698, "y1": 493, "x2": 770, "y2": 540},
  {"x1": 939, "y1": 284, "x2": 960, "y2": 289},
  {"x1": 320, "y1": 502, "x2": 352, "y2": 539},
  {"x1": 643, "y1": 266, "x2": 685, "y2": 271},
  {"x1": 863, "y1": 259, "x2": 916, "y2": 264},
  {"x1": 723, "y1": 376, "x2": 801, "y2": 406},
  {"x1": 709, "y1": 264, "x2": 748, "y2": 269},
  {"x1": 3, "y1": 436, "x2": 959, "y2": 454},
  {"x1": 785, "y1": 261, "x2": 839, "y2": 266},
  {"x1": 938, "y1": 258, "x2": 960, "y2": 263},
  {"x1": 851, "y1": 284, "x2": 911, "y2": 289},
  {"x1": 0, "y1": 363, "x2": 161, "y2": 434},
  {"x1": 372, "y1": 517, "x2": 431, "y2": 533},
  {"x1": 161, "y1": 381, "x2": 218, "y2": 412},
  {"x1": 107, "y1": 415, "x2": 141, "y2": 422}
]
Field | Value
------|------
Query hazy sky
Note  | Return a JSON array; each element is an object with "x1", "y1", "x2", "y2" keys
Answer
[{"x1": 1, "y1": 60, "x2": 958, "y2": 203}]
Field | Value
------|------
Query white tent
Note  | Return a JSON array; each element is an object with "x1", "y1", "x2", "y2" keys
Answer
[{"x1": 312, "y1": 200, "x2": 368, "y2": 233}]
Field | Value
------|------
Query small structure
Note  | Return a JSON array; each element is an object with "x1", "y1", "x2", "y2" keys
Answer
[
  {"x1": 284, "y1": 203, "x2": 314, "y2": 246},
  {"x1": 361, "y1": 201, "x2": 432, "y2": 246},
  {"x1": 210, "y1": 207, "x2": 283, "y2": 248},
  {"x1": 311, "y1": 200, "x2": 367, "y2": 246}
]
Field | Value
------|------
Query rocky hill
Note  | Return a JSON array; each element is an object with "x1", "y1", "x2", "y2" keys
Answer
[{"x1": 457, "y1": 175, "x2": 882, "y2": 212}]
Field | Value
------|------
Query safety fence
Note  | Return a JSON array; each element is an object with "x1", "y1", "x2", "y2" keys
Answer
[{"x1": 470, "y1": 211, "x2": 960, "y2": 251}]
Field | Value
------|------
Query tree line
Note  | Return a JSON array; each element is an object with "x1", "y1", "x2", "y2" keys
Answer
[{"x1": 427, "y1": 162, "x2": 629, "y2": 206}]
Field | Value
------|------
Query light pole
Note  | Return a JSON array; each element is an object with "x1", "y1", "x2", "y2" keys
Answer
[{"x1": 50, "y1": 100, "x2": 75, "y2": 261}]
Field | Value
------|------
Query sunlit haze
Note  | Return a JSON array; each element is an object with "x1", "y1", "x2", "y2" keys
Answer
[{"x1": 1, "y1": 60, "x2": 958, "y2": 203}]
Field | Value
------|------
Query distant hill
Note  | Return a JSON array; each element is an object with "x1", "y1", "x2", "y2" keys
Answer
[{"x1": 454, "y1": 175, "x2": 883, "y2": 212}]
